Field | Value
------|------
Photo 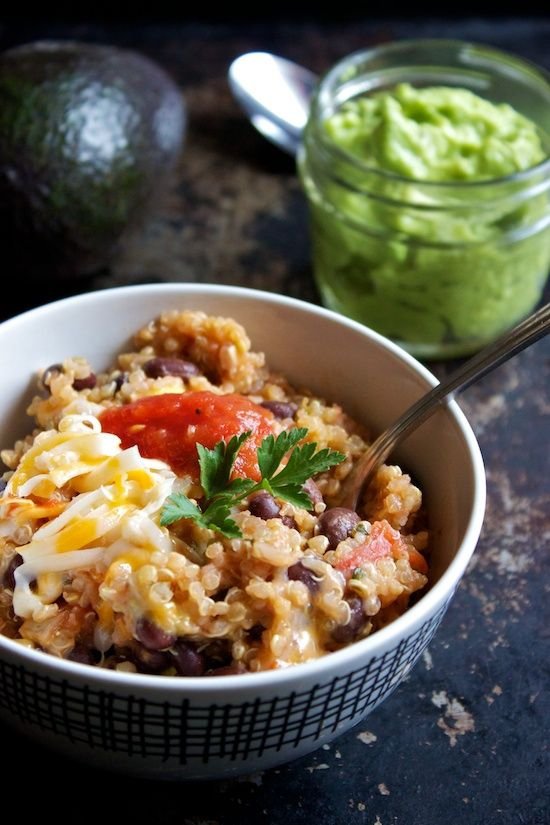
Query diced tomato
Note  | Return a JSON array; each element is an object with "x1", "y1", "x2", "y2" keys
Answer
[
  {"x1": 99, "y1": 391, "x2": 275, "y2": 480},
  {"x1": 334, "y1": 520, "x2": 398, "y2": 576},
  {"x1": 405, "y1": 546, "x2": 429, "y2": 575},
  {"x1": 334, "y1": 519, "x2": 427, "y2": 578}
]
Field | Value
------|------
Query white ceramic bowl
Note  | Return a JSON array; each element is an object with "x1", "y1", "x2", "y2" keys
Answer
[{"x1": 0, "y1": 284, "x2": 486, "y2": 780}]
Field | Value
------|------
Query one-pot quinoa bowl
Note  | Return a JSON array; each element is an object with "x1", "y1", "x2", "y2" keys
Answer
[{"x1": 0, "y1": 284, "x2": 485, "y2": 779}]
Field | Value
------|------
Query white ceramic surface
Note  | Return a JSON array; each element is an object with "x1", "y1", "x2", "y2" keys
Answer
[{"x1": 0, "y1": 284, "x2": 486, "y2": 779}]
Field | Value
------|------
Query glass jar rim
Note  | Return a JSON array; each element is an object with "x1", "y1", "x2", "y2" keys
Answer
[{"x1": 309, "y1": 38, "x2": 550, "y2": 190}]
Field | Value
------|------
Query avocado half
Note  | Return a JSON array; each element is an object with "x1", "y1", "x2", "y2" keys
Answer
[{"x1": 0, "y1": 40, "x2": 186, "y2": 279}]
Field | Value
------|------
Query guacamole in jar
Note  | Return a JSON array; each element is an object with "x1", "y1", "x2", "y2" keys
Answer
[{"x1": 299, "y1": 82, "x2": 550, "y2": 357}]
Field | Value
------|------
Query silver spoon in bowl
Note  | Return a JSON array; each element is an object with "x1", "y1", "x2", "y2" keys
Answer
[
  {"x1": 338, "y1": 302, "x2": 550, "y2": 511},
  {"x1": 228, "y1": 51, "x2": 316, "y2": 155}
]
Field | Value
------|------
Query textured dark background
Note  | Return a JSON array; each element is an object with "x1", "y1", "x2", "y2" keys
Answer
[{"x1": 0, "y1": 14, "x2": 549, "y2": 825}]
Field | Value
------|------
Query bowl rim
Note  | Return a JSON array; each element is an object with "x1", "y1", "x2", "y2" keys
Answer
[{"x1": 0, "y1": 283, "x2": 486, "y2": 691}]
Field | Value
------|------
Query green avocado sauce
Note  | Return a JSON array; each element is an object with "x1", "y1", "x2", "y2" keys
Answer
[{"x1": 300, "y1": 83, "x2": 550, "y2": 357}]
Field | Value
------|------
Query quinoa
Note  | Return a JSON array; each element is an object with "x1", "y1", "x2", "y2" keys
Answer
[{"x1": 0, "y1": 310, "x2": 429, "y2": 675}]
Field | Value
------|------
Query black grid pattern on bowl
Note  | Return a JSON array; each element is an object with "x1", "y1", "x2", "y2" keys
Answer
[{"x1": 0, "y1": 603, "x2": 447, "y2": 763}]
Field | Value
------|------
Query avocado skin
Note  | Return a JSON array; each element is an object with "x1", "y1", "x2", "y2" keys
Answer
[{"x1": 0, "y1": 40, "x2": 186, "y2": 279}]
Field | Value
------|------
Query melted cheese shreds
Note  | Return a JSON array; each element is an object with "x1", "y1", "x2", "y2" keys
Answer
[
  {"x1": 0, "y1": 412, "x2": 176, "y2": 620},
  {"x1": 10, "y1": 432, "x2": 122, "y2": 494}
]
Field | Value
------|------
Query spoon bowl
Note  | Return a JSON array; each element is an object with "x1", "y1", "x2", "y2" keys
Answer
[{"x1": 228, "y1": 51, "x2": 317, "y2": 155}]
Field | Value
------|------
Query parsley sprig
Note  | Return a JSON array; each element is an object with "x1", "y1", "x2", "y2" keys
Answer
[{"x1": 160, "y1": 427, "x2": 344, "y2": 539}]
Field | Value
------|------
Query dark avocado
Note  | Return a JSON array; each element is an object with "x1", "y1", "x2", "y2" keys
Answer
[{"x1": 0, "y1": 40, "x2": 186, "y2": 279}]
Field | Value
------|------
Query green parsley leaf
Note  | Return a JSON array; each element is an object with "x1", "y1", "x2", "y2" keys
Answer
[
  {"x1": 160, "y1": 492, "x2": 242, "y2": 538},
  {"x1": 198, "y1": 432, "x2": 251, "y2": 499},
  {"x1": 222, "y1": 476, "x2": 257, "y2": 499},
  {"x1": 159, "y1": 425, "x2": 346, "y2": 540},
  {"x1": 270, "y1": 483, "x2": 312, "y2": 510},
  {"x1": 270, "y1": 442, "x2": 345, "y2": 490},
  {"x1": 160, "y1": 492, "x2": 206, "y2": 527},
  {"x1": 201, "y1": 499, "x2": 242, "y2": 539},
  {"x1": 257, "y1": 428, "x2": 307, "y2": 479}
]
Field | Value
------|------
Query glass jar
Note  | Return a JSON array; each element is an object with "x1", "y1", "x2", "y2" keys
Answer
[{"x1": 298, "y1": 40, "x2": 550, "y2": 359}]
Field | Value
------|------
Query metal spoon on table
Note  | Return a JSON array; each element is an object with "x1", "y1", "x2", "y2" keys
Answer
[
  {"x1": 228, "y1": 51, "x2": 316, "y2": 155},
  {"x1": 338, "y1": 303, "x2": 550, "y2": 511}
]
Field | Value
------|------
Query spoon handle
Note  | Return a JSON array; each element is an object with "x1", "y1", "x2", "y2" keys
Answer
[{"x1": 339, "y1": 302, "x2": 550, "y2": 510}]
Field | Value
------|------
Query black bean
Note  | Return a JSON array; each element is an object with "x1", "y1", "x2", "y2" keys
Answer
[
  {"x1": 73, "y1": 372, "x2": 97, "y2": 391},
  {"x1": 3, "y1": 553, "x2": 23, "y2": 589},
  {"x1": 331, "y1": 596, "x2": 367, "y2": 644},
  {"x1": 40, "y1": 363, "x2": 63, "y2": 391},
  {"x1": 282, "y1": 514, "x2": 297, "y2": 529},
  {"x1": 0, "y1": 478, "x2": 7, "y2": 493},
  {"x1": 131, "y1": 643, "x2": 172, "y2": 674},
  {"x1": 247, "y1": 624, "x2": 264, "y2": 642},
  {"x1": 67, "y1": 643, "x2": 100, "y2": 666},
  {"x1": 203, "y1": 638, "x2": 232, "y2": 670},
  {"x1": 172, "y1": 640, "x2": 205, "y2": 676},
  {"x1": 302, "y1": 478, "x2": 324, "y2": 511},
  {"x1": 201, "y1": 639, "x2": 233, "y2": 673},
  {"x1": 317, "y1": 507, "x2": 360, "y2": 551},
  {"x1": 260, "y1": 400, "x2": 298, "y2": 419},
  {"x1": 287, "y1": 561, "x2": 319, "y2": 593},
  {"x1": 135, "y1": 617, "x2": 176, "y2": 651},
  {"x1": 248, "y1": 490, "x2": 281, "y2": 520},
  {"x1": 143, "y1": 357, "x2": 200, "y2": 379}
]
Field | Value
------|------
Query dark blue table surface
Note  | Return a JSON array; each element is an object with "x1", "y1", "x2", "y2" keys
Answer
[{"x1": 0, "y1": 16, "x2": 548, "y2": 825}]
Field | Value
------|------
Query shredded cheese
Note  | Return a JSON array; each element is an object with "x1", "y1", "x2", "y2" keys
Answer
[{"x1": 0, "y1": 413, "x2": 175, "y2": 621}]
